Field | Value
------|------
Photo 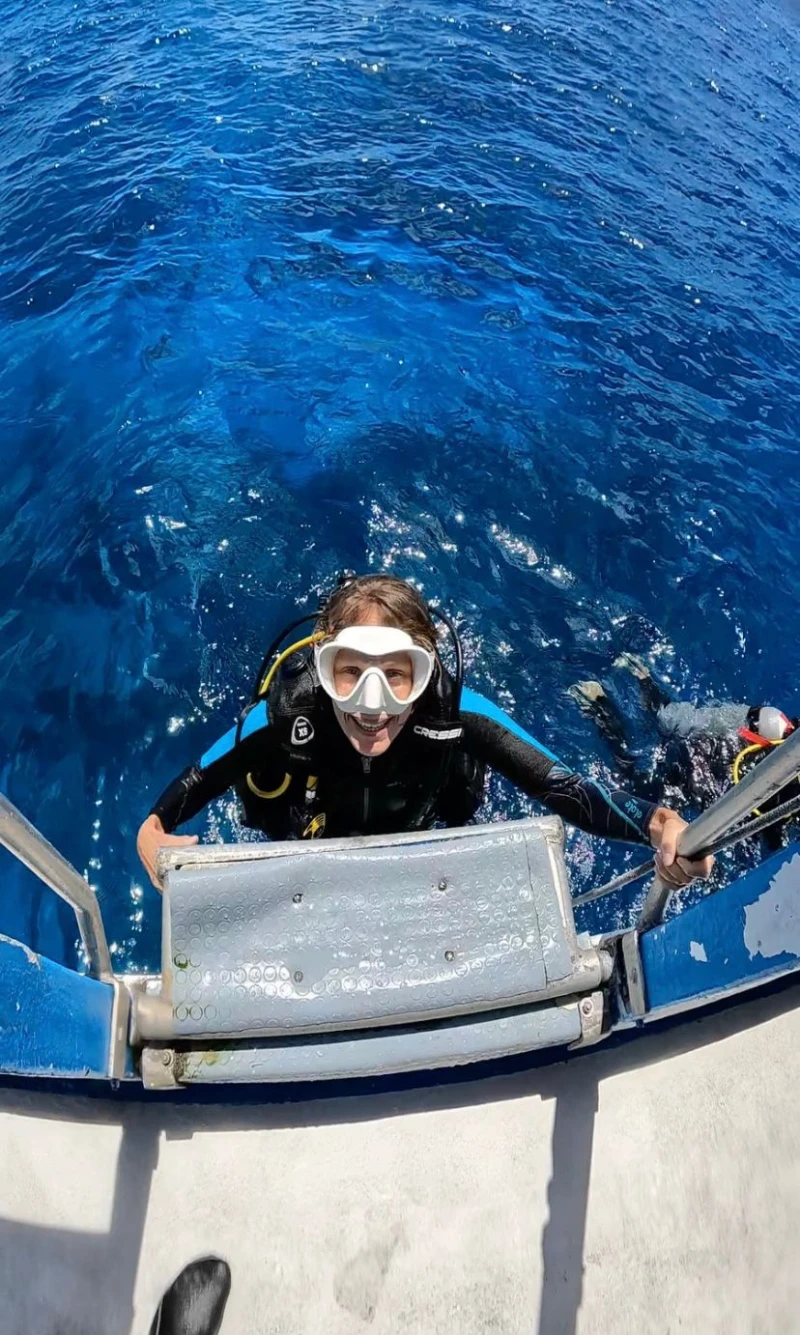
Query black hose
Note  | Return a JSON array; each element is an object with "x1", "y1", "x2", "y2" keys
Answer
[{"x1": 429, "y1": 605, "x2": 464, "y2": 718}]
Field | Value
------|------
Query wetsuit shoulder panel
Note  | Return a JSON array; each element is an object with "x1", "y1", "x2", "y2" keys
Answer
[
  {"x1": 240, "y1": 699, "x2": 270, "y2": 742},
  {"x1": 460, "y1": 687, "x2": 561, "y2": 763},
  {"x1": 199, "y1": 700, "x2": 270, "y2": 767},
  {"x1": 200, "y1": 725, "x2": 238, "y2": 769},
  {"x1": 460, "y1": 695, "x2": 655, "y2": 845}
]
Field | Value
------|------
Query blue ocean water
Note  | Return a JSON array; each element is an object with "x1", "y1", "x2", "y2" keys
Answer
[{"x1": 1, "y1": 0, "x2": 799, "y2": 971}]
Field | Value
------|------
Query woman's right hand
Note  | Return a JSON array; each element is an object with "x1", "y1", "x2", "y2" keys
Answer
[{"x1": 136, "y1": 814, "x2": 198, "y2": 892}]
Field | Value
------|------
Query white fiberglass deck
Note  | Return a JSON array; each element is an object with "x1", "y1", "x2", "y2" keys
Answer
[{"x1": 1, "y1": 985, "x2": 798, "y2": 1335}]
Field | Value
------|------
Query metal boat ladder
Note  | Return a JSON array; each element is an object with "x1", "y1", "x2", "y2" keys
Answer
[{"x1": 0, "y1": 798, "x2": 611, "y2": 1084}]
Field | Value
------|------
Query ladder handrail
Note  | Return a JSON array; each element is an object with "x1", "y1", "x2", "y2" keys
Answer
[
  {"x1": 678, "y1": 722, "x2": 800, "y2": 860},
  {"x1": 0, "y1": 793, "x2": 114, "y2": 981},
  {"x1": 638, "y1": 724, "x2": 800, "y2": 930}
]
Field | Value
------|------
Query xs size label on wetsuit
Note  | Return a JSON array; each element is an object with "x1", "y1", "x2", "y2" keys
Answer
[{"x1": 291, "y1": 716, "x2": 314, "y2": 746}]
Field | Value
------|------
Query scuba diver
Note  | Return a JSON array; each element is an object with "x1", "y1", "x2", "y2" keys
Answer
[
  {"x1": 137, "y1": 575, "x2": 713, "y2": 890},
  {"x1": 571, "y1": 654, "x2": 799, "y2": 852}
]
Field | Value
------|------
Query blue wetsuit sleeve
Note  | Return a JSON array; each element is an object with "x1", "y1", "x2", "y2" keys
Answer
[
  {"x1": 460, "y1": 708, "x2": 656, "y2": 845},
  {"x1": 149, "y1": 703, "x2": 279, "y2": 832}
]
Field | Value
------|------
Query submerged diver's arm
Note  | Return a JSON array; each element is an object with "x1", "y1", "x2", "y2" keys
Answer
[
  {"x1": 460, "y1": 710, "x2": 713, "y2": 882},
  {"x1": 461, "y1": 711, "x2": 655, "y2": 842},
  {"x1": 137, "y1": 723, "x2": 283, "y2": 889},
  {"x1": 149, "y1": 756, "x2": 242, "y2": 833},
  {"x1": 149, "y1": 702, "x2": 288, "y2": 832}
]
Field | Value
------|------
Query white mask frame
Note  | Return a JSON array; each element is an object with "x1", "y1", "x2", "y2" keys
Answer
[{"x1": 315, "y1": 626, "x2": 434, "y2": 716}]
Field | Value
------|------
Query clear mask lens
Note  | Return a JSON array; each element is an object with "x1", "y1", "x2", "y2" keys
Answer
[{"x1": 315, "y1": 626, "x2": 434, "y2": 717}]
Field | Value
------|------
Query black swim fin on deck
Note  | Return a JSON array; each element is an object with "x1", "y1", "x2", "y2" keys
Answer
[{"x1": 149, "y1": 1257, "x2": 232, "y2": 1335}]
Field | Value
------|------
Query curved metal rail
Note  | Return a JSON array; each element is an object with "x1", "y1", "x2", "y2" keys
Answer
[
  {"x1": 638, "y1": 725, "x2": 800, "y2": 930},
  {"x1": 0, "y1": 793, "x2": 114, "y2": 981}
]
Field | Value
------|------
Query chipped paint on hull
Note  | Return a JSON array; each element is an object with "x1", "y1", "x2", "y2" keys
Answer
[
  {"x1": 744, "y1": 853, "x2": 800, "y2": 963},
  {"x1": 0, "y1": 932, "x2": 41, "y2": 969}
]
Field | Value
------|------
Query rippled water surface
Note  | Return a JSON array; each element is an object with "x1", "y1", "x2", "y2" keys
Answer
[{"x1": 1, "y1": 0, "x2": 799, "y2": 969}]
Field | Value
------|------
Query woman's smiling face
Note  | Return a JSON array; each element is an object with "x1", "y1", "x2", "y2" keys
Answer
[
  {"x1": 329, "y1": 606, "x2": 418, "y2": 757},
  {"x1": 332, "y1": 646, "x2": 415, "y2": 756}
]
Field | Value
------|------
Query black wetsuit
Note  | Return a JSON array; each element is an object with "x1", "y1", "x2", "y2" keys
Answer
[{"x1": 151, "y1": 656, "x2": 657, "y2": 845}]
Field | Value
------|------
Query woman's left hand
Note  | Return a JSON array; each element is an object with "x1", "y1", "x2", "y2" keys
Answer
[{"x1": 648, "y1": 807, "x2": 714, "y2": 887}]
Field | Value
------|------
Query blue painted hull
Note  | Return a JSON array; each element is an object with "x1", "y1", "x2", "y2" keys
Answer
[{"x1": 640, "y1": 844, "x2": 800, "y2": 1019}]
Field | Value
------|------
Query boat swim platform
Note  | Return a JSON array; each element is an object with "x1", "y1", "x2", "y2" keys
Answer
[{"x1": 2, "y1": 983, "x2": 800, "y2": 1335}]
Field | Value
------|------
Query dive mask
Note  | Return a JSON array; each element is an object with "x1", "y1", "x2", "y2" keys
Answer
[{"x1": 315, "y1": 626, "x2": 434, "y2": 716}]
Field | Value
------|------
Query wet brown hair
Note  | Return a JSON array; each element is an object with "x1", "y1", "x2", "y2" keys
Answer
[{"x1": 316, "y1": 575, "x2": 438, "y2": 653}]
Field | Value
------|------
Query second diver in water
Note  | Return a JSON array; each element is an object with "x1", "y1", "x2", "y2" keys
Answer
[{"x1": 571, "y1": 655, "x2": 799, "y2": 852}]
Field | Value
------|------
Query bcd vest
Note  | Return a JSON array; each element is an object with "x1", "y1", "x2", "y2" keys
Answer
[{"x1": 235, "y1": 652, "x2": 483, "y2": 839}]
